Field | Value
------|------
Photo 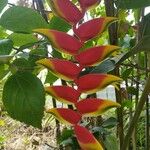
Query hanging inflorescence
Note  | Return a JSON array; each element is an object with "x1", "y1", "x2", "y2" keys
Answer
[{"x1": 33, "y1": 0, "x2": 122, "y2": 149}]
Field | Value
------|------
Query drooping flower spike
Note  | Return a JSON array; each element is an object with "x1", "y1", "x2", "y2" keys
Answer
[
  {"x1": 76, "y1": 98, "x2": 120, "y2": 117},
  {"x1": 79, "y1": 0, "x2": 101, "y2": 10},
  {"x1": 75, "y1": 45, "x2": 120, "y2": 67},
  {"x1": 47, "y1": 0, "x2": 84, "y2": 25},
  {"x1": 33, "y1": 29, "x2": 83, "y2": 55},
  {"x1": 36, "y1": 58, "x2": 81, "y2": 81},
  {"x1": 73, "y1": 17, "x2": 118, "y2": 42},
  {"x1": 45, "y1": 86, "x2": 81, "y2": 105},
  {"x1": 76, "y1": 74, "x2": 122, "y2": 94},
  {"x1": 46, "y1": 108, "x2": 81, "y2": 125},
  {"x1": 74, "y1": 125, "x2": 104, "y2": 150}
]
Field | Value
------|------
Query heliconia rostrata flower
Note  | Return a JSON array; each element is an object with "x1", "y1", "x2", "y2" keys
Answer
[
  {"x1": 76, "y1": 74, "x2": 122, "y2": 94},
  {"x1": 33, "y1": 0, "x2": 122, "y2": 149},
  {"x1": 73, "y1": 17, "x2": 118, "y2": 42},
  {"x1": 78, "y1": 0, "x2": 101, "y2": 10},
  {"x1": 74, "y1": 125, "x2": 103, "y2": 150},
  {"x1": 47, "y1": 0, "x2": 83, "y2": 25},
  {"x1": 46, "y1": 108, "x2": 81, "y2": 125},
  {"x1": 76, "y1": 98, "x2": 121, "y2": 117},
  {"x1": 36, "y1": 58, "x2": 81, "y2": 81},
  {"x1": 45, "y1": 86, "x2": 81, "y2": 104},
  {"x1": 75, "y1": 45, "x2": 120, "y2": 67},
  {"x1": 33, "y1": 29, "x2": 83, "y2": 55}
]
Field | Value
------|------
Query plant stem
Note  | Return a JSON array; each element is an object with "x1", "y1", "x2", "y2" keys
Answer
[
  {"x1": 52, "y1": 98, "x2": 63, "y2": 150},
  {"x1": 121, "y1": 75, "x2": 150, "y2": 150},
  {"x1": 104, "y1": 0, "x2": 124, "y2": 148},
  {"x1": 34, "y1": 0, "x2": 48, "y2": 22}
]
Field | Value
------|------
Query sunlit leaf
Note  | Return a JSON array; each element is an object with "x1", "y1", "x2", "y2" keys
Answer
[
  {"x1": 2, "y1": 71, "x2": 45, "y2": 128},
  {"x1": 0, "y1": 6, "x2": 48, "y2": 33}
]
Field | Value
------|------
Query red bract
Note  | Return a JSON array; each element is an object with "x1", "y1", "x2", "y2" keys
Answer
[
  {"x1": 45, "y1": 86, "x2": 81, "y2": 105},
  {"x1": 46, "y1": 108, "x2": 81, "y2": 125},
  {"x1": 79, "y1": 0, "x2": 101, "y2": 10},
  {"x1": 48, "y1": 0, "x2": 83, "y2": 25},
  {"x1": 33, "y1": 29, "x2": 83, "y2": 55},
  {"x1": 73, "y1": 17, "x2": 117, "y2": 42},
  {"x1": 36, "y1": 58, "x2": 81, "y2": 81},
  {"x1": 76, "y1": 74, "x2": 122, "y2": 94},
  {"x1": 76, "y1": 98, "x2": 120, "y2": 117},
  {"x1": 75, "y1": 45, "x2": 120, "y2": 66},
  {"x1": 74, "y1": 125, "x2": 103, "y2": 150}
]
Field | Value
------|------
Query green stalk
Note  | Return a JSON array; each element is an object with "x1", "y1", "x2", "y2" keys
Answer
[
  {"x1": 104, "y1": 0, "x2": 124, "y2": 148},
  {"x1": 34, "y1": 0, "x2": 48, "y2": 22},
  {"x1": 121, "y1": 75, "x2": 150, "y2": 150}
]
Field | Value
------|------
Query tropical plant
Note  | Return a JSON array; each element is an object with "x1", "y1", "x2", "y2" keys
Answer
[{"x1": 0, "y1": 0, "x2": 150, "y2": 150}]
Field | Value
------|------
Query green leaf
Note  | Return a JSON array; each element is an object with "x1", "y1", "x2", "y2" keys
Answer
[
  {"x1": 0, "y1": 39, "x2": 13, "y2": 55},
  {"x1": 122, "y1": 100, "x2": 133, "y2": 108},
  {"x1": 0, "y1": 55, "x2": 13, "y2": 64},
  {"x1": 91, "y1": 59, "x2": 116, "y2": 73},
  {"x1": 45, "y1": 71, "x2": 58, "y2": 84},
  {"x1": 127, "y1": 86, "x2": 138, "y2": 95},
  {"x1": 121, "y1": 68, "x2": 133, "y2": 80},
  {"x1": 49, "y1": 16, "x2": 71, "y2": 32},
  {"x1": 0, "y1": 26, "x2": 8, "y2": 38},
  {"x1": 104, "y1": 134, "x2": 118, "y2": 150},
  {"x1": 0, "y1": 0, "x2": 7, "y2": 13},
  {"x1": 0, "y1": 64, "x2": 9, "y2": 80},
  {"x1": 102, "y1": 117, "x2": 118, "y2": 129},
  {"x1": 116, "y1": 36, "x2": 150, "y2": 65},
  {"x1": 28, "y1": 48, "x2": 48, "y2": 66},
  {"x1": 116, "y1": 0, "x2": 150, "y2": 9},
  {"x1": 2, "y1": 71, "x2": 45, "y2": 128},
  {"x1": 8, "y1": 33, "x2": 38, "y2": 47},
  {"x1": 58, "y1": 128, "x2": 74, "y2": 144},
  {"x1": 0, "y1": 6, "x2": 48, "y2": 33},
  {"x1": 10, "y1": 58, "x2": 33, "y2": 73}
]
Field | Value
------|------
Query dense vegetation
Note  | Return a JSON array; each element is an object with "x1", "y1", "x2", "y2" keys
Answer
[{"x1": 0, "y1": 0, "x2": 150, "y2": 149}]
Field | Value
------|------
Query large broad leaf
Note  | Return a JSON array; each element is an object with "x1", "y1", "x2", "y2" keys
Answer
[
  {"x1": 2, "y1": 71, "x2": 45, "y2": 128},
  {"x1": 0, "y1": 39, "x2": 13, "y2": 55},
  {"x1": 8, "y1": 33, "x2": 38, "y2": 47},
  {"x1": 116, "y1": 36, "x2": 150, "y2": 65},
  {"x1": 116, "y1": 0, "x2": 150, "y2": 9},
  {"x1": 10, "y1": 58, "x2": 33, "y2": 73},
  {"x1": 0, "y1": 0, "x2": 7, "y2": 13},
  {"x1": 0, "y1": 6, "x2": 48, "y2": 33}
]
